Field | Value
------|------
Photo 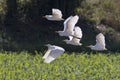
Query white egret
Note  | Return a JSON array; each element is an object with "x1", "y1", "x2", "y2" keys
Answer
[
  {"x1": 43, "y1": 44, "x2": 65, "y2": 63},
  {"x1": 87, "y1": 33, "x2": 107, "y2": 51},
  {"x1": 56, "y1": 15, "x2": 79, "y2": 38},
  {"x1": 63, "y1": 26, "x2": 83, "y2": 46},
  {"x1": 43, "y1": 8, "x2": 64, "y2": 21}
]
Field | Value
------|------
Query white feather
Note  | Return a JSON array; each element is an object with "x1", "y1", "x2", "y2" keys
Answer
[
  {"x1": 56, "y1": 15, "x2": 79, "y2": 37},
  {"x1": 43, "y1": 44, "x2": 65, "y2": 63},
  {"x1": 87, "y1": 33, "x2": 107, "y2": 51},
  {"x1": 52, "y1": 9, "x2": 63, "y2": 18},
  {"x1": 63, "y1": 26, "x2": 83, "y2": 46},
  {"x1": 72, "y1": 26, "x2": 82, "y2": 44},
  {"x1": 63, "y1": 16, "x2": 73, "y2": 31},
  {"x1": 65, "y1": 15, "x2": 79, "y2": 35},
  {"x1": 44, "y1": 8, "x2": 64, "y2": 21}
]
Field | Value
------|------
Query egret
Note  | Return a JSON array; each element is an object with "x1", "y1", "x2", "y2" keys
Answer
[
  {"x1": 63, "y1": 26, "x2": 83, "y2": 46},
  {"x1": 56, "y1": 15, "x2": 79, "y2": 38},
  {"x1": 43, "y1": 44, "x2": 65, "y2": 63},
  {"x1": 43, "y1": 8, "x2": 64, "y2": 21},
  {"x1": 87, "y1": 33, "x2": 107, "y2": 51}
]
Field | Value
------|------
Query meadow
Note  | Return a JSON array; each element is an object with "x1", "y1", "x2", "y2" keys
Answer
[{"x1": 0, "y1": 51, "x2": 120, "y2": 80}]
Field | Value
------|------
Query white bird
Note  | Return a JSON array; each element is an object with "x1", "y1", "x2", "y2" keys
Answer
[
  {"x1": 43, "y1": 44, "x2": 65, "y2": 63},
  {"x1": 63, "y1": 26, "x2": 83, "y2": 46},
  {"x1": 87, "y1": 33, "x2": 107, "y2": 51},
  {"x1": 56, "y1": 15, "x2": 79, "y2": 38},
  {"x1": 43, "y1": 8, "x2": 64, "y2": 21}
]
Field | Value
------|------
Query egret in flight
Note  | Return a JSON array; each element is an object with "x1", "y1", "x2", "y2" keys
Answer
[
  {"x1": 43, "y1": 8, "x2": 64, "y2": 21},
  {"x1": 87, "y1": 33, "x2": 107, "y2": 51},
  {"x1": 63, "y1": 26, "x2": 83, "y2": 46},
  {"x1": 43, "y1": 44, "x2": 65, "y2": 63},
  {"x1": 56, "y1": 15, "x2": 80, "y2": 38}
]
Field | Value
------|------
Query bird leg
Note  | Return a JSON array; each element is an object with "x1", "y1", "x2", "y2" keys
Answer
[{"x1": 70, "y1": 35, "x2": 81, "y2": 39}]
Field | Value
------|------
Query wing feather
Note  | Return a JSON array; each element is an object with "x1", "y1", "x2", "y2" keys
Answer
[
  {"x1": 44, "y1": 45, "x2": 65, "y2": 63},
  {"x1": 52, "y1": 9, "x2": 62, "y2": 18},
  {"x1": 96, "y1": 33, "x2": 105, "y2": 47},
  {"x1": 65, "y1": 15, "x2": 79, "y2": 33},
  {"x1": 63, "y1": 16, "x2": 73, "y2": 31},
  {"x1": 72, "y1": 26, "x2": 82, "y2": 43}
]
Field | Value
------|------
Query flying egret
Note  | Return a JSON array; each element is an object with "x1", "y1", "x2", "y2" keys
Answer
[
  {"x1": 43, "y1": 8, "x2": 64, "y2": 21},
  {"x1": 63, "y1": 26, "x2": 83, "y2": 46},
  {"x1": 56, "y1": 15, "x2": 80, "y2": 38},
  {"x1": 87, "y1": 33, "x2": 107, "y2": 51},
  {"x1": 43, "y1": 44, "x2": 65, "y2": 63}
]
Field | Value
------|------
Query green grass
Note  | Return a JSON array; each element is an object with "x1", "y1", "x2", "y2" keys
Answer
[{"x1": 0, "y1": 51, "x2": 120, "y2": 80}]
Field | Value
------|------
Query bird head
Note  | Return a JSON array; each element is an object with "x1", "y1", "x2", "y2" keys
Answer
[
  {"x1": 42, "y1": 15, "x2": 46, "y2": 18},
  {"x1": 63, "y1": 39, "x2": 70, "y2": 43},
  {"x1": 86, "y1": 45, "x2": 93, "y2": 48},
  {"x1": 55, "y1": 31, "x2": 63, "y2": 36},
  {"x1": 45, "y1": 44, "x2": 51, "y2": 47},
  {"x1": 79, "y1": 43, "x2": 82, "y2": 46}
]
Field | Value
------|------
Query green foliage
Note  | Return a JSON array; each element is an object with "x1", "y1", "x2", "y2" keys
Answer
[
  {"x1": 0, "y1": 0, "x2": 119, "y2": 51},
  {"x1": 75, "y1": 0, "x2": 120, "y2": 25},
  {"x1": 0, "y1": 0, "x2": 6, "y2": 24},
  {"x1": 0, "y1": 51, "x2": 120, "y2": 79},
  {"x1": 75, "y1": 0, "x2": 120, "y2": 51}
]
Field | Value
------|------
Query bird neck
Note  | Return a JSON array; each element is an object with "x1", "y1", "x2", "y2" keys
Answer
[
  {"x1": 59, "y1": 31, "x2": 64, "y2": 36},
  {"x1": 89, "y1": 45, "x2": 94, "y2": 49}
]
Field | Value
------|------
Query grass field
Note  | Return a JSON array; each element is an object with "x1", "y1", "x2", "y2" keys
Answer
[{"x1": 0, "y1": 51, "x2": 120, "y2": 80}]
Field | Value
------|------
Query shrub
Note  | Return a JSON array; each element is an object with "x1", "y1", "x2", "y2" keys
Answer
[{"x1": 75, "y1": 0, "x2": 120, "y2": 26}]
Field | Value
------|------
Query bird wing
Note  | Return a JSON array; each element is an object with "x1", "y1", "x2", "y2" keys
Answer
[
  {"x1": 45, "y1": 44, "x2": 56, "y2": 50},
  {"x1": 43, "y1": 49, "x2": 51, "y2": 59},
  {"x1": 65, "y1": 15, "x2": 79, "y2": 34},
  {"x1": 72, "y1": 26, "x2": 82, "y2": 43},
  {"x1": 96, "y1": 33, "x2": 105, "y2": 47},
  {"x1": 43, "y1": 44, "x2": 55, "y2": 59},
  {"x1": 52, "y1": 8, "x2": 62, "y2": 18},
  {"x1": 44, "y1": 47, "x2": 65, "y2": 63},
  {"x1": 93, "y1": 43, "x2": 104, "y2": 50},
  {"x1": 63, "y1": 16, "x2": 73, "y2": 31},
  {"x1": 49, "y1": 48, "x2": 64, "y2": 58}
]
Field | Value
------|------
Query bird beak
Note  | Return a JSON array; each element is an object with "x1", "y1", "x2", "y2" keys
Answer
[
  {"x1": 55, "y1": 31, "x2": 58, "y2": 33},
  {"x1": 44, "y1": 45, "x2": 48, "y2": 46},
  {"x1": 42, "y1": 16, "x2": 46, "y2": 18},
  {"x1": 86, "y1": 46, "x2": 90, "y2": 48},
  {"x1": 44, "y1": 44, "x2": 49, "y2": 46},
  {"x1": 62, "y1": 39, "x2": 68, "y2": 42},
  {"x1": 62, "y1": 40, "x2": 65, "y2": 42}
]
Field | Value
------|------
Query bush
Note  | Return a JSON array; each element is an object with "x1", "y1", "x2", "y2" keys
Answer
[
  {"x1": 75, "y1": 0, "x2": 120, "y2": 26},
  {"x1": 0, "y1": 0, "x2": 6, "y2": 24}
]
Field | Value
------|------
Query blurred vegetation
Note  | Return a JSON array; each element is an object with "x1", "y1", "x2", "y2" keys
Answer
[
  {"x1": 75, "y1": 0, "x2": 120, "y2": 26},
  {"x1": 0, "y1": 52, "x2": 120, "y2": 79},
  {"x1": 75, "y1": 0, "x2": 120, "y2": 51},
  {"x1": 0, "y1": 0, "x2": 120, "y2": 52}
]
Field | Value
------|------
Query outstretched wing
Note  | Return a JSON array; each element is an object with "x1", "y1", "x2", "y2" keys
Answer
[
  {"x1": 72, "y1": 26, "x2": 82, "y2": 43},
  {"x1": 43, "y1": 49, "x2": 51, "y2": 59},
  {"x1": 52, "y1": 8, "x2": 63, "y2": 18},
  {"x1": 63, "y1": 16, "x2": 73, "y2": 31},
  {"x1": 44, "y1": 48, "x2": 64, "y2": 63},
  {"x1": 65, "y1": 15, "x2": 79, "y2": 34},
  {"x1": 96, "y1": 33, "x2": 105, "y2": 47},
  {"x1": 43, "y1": 44, "x2": 55, "y2": 59}
]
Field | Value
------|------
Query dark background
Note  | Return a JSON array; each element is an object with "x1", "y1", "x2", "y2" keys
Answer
[{"x1": 0, "y1": 0, "x2": 120, "y2": 52}]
